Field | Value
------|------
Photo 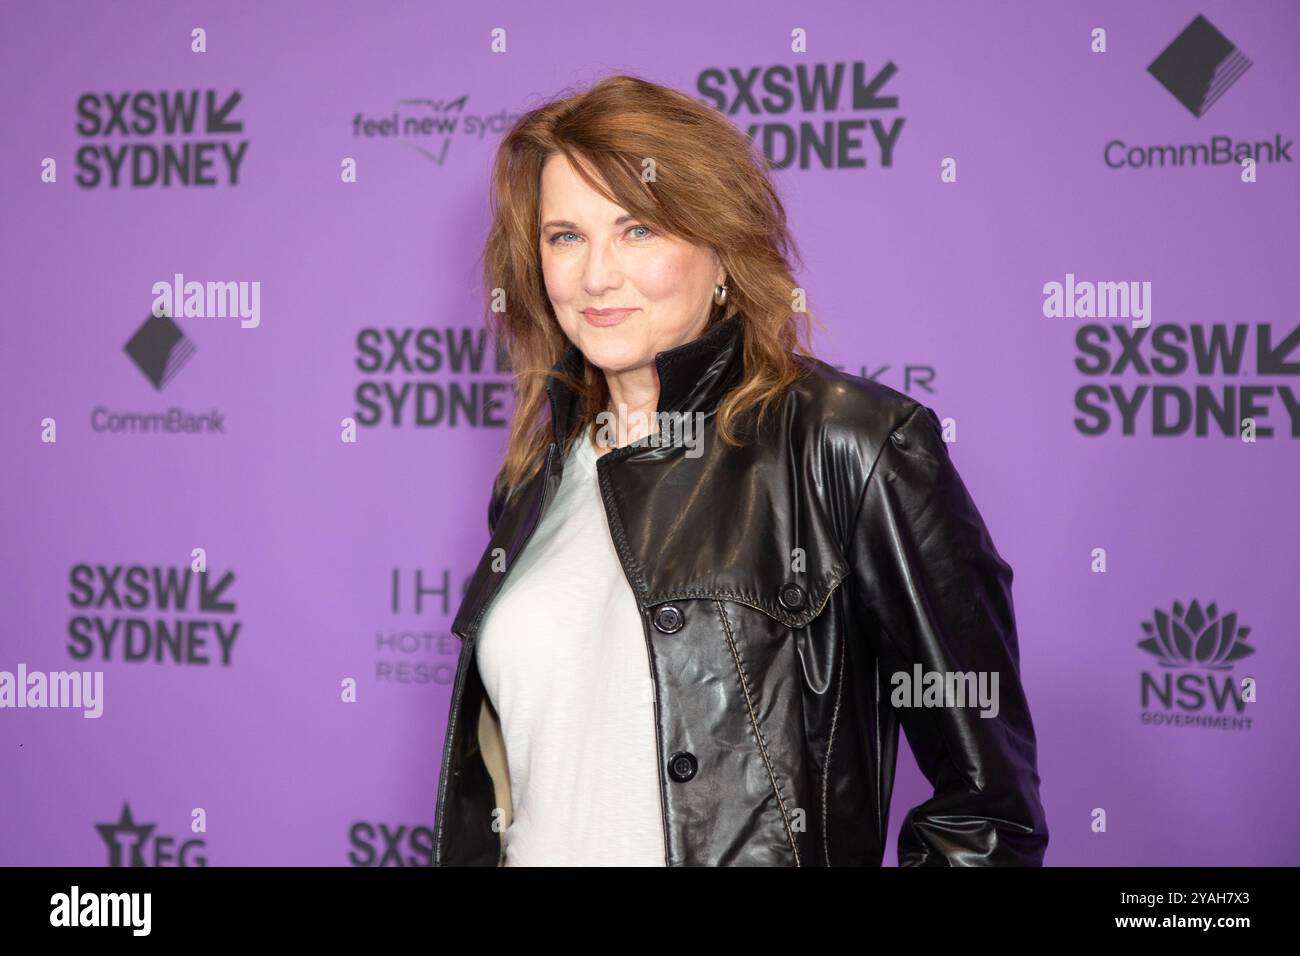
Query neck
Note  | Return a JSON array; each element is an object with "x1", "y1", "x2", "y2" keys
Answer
[
  {"x1": 548, "y1": 311, "x2": 746, "y2": 451},
  {"x1": 599, "y1": 365, "x2": 661, "y2": 449}
]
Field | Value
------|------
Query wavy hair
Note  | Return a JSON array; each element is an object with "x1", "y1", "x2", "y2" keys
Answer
[{"x1": 480, "y1": 72, "x2": 820, "y2": 495}]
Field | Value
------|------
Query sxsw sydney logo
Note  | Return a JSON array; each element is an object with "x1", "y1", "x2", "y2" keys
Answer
[
  {"x1": 695, "y1": 60, "x2": 904, "y2": 171},
  {"x1": 67, "y1": 563, "x2": 242, "y2": 667},
  {"x1": 75, "y1": 89, "x2": 247, "y2": 189},
  {"x1": 1138, "y1": 598, "x2": 1256, "y2": 731}
]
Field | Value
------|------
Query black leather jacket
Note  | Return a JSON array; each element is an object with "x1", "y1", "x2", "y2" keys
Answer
[{"x1": 434, "y1": 311, "x2": 1049, "y2": 866}]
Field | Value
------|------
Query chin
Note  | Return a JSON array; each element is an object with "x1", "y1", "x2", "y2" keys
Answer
[
  {"x1": 578, "y1": 336, "x2": 649, "y2": 374},
  {"x1": 574, "y1": 327, "x2": 644, "y2": 364}
]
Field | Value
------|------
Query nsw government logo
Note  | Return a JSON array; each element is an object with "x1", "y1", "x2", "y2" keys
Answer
[{"x1": 1138, "y1": 598, "x2": 1255, "y2": 731}]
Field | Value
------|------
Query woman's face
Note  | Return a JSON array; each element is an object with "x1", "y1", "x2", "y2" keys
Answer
[{"x1": 538, "y1": 152, "x2": 725, "y2": 376}]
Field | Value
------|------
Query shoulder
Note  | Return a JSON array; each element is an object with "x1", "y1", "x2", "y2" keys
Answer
[
  {"x1": 760, "y1": 354, "x2": 951, "y2": 552},
  {"x1": 783, "y1": 353, "x2": 937, "y2": 473}
]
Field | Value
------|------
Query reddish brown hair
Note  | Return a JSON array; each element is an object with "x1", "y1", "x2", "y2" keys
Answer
[{"x1": 480, "y1": 73, "x2": 821, "y2": 494}]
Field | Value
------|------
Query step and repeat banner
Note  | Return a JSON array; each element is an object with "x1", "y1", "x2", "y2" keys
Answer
[{"x1": 1, "y1": 1, "x2": 1296, "y2": 866}]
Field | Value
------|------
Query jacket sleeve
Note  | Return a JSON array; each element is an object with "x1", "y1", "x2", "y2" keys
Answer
[
  {"x1": 487, "y1": 479, "x2": 508, "y2": 534},
  {"x1": 847, "y1": 401, "x2": 1049, "y2": 866}
]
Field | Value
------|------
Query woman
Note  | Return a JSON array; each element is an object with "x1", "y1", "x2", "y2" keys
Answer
[{"x1": 434, "y1": 74, "x2": 1048, "y2": 866}]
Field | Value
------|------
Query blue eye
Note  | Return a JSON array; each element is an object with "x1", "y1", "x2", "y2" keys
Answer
[{"x1": 547, "y1": 225, "x2": 653, "y2": 246}]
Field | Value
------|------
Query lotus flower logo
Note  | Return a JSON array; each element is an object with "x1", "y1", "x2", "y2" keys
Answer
[{"x1": 1138, "y1": 599, "x2": 1254, "y2": 670}]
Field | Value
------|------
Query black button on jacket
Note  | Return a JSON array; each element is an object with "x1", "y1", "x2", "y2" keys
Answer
[{"x1": 434, "y1": 311, "x2": 1049, "y2": 866}]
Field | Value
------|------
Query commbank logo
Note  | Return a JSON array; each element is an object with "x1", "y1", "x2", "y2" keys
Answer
[
  {"x1": 1147, "y1": 14, "x2": 1252, "y2": 117},
  {"x1": 123, "y1": 312, "x2": 196, "y2": 390}
]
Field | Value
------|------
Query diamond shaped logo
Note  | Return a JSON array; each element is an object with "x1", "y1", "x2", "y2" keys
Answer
[
  {"x1": 124, "y1": 312, "x2": 197, "y2": 390},
  {"x1": 1147, "y1": 14, "x2": 1252, "y2": 117}
]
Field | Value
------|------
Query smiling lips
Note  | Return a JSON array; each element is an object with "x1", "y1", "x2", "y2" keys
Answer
[{"x1": 582, "y1": 308, "x2": 639, "y2": 327}]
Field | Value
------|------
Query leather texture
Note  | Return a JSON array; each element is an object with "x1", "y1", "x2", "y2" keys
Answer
[{"x1": 433, "y1": 311, "x2": 1049, "y2": 866}]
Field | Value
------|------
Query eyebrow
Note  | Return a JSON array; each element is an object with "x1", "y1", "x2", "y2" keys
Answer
[{"x1": 540, "y1": 214, "x2": 636, "y2": 230}]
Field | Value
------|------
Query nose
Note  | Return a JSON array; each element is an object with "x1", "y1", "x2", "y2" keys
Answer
[{"x1": 582, "y1": 236, "x2": 623, "y2": 296}]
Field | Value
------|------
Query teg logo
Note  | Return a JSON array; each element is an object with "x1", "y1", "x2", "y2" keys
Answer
[
  {"x1": 695, "y1": 60, "x2": 904, "y2": 170},
  {"x1": 1137, "y1": 598, "x2": 1256, "y2": 731},
  {"x1": 95, "y1": 802, "x2": 208, "y2": 866}
]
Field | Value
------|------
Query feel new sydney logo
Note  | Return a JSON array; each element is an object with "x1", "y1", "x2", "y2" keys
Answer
[{"x1": 1137, "y1": 598, "x2": 1256, "y2": 731}]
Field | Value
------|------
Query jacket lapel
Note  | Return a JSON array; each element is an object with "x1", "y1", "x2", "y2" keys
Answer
[{"x1": 449, "y1": 311, "x2": 747, "y2": 642}]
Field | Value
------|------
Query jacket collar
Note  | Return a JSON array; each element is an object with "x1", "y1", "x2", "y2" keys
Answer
[{"x1": 543, "y1": 310, "x2": 746, "y2": 447}]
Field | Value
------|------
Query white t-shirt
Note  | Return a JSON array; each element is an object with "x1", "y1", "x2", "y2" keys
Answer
[{"x1": 474, "y1": 428, "x2": 667, "y2": 866}]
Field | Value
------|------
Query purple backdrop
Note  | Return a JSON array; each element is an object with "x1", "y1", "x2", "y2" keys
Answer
[{"x1": 1, "y1": 0, "x2": 1297, "y2": 866}]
